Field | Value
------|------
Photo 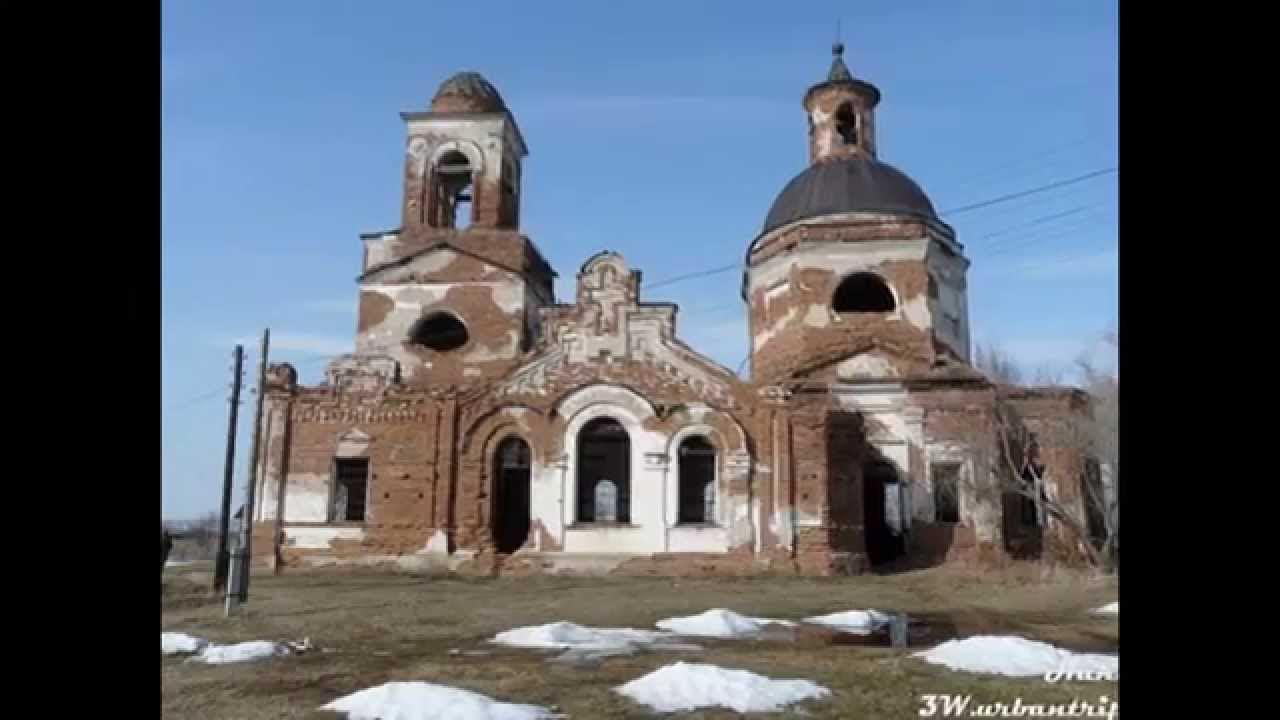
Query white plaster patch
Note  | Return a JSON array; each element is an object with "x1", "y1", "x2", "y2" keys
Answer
[
  {"x1": 286, "y1": 526, "x2": 364, "y2": 550},
  {"x1": 421, "y1": 530, "x2": 450, "y2": 555},
  {"x1": 769, "y1": 511, "x2": 794, "y2": 550},
  {"x1": 464, "y1": 330, "x2": 518, "y2": 363},
  {"x1": 803, "y1": 304, "x2": 831, "y2": 328},
  {"x1": 337, "y1": 429, "x2": 371, "y2": 457},
  {"x1": 794, "y1": 510, "x2": 823, "y2": 527},
  {"x1": 901, "y1": 294, "x2": 931, "y2": 330},
  {"x1": 283, "y1": 474, "x2": 329, "y2": 523},
  {"x1": 386, "y1": 285, "x2": 450, "y2": 308},
  {"x1": 754, "y1": 306, "x2": 797, "y2": 351},
  {"x1": 492, "y1": 283, "x2": 524, "y2": 313},
  {"x1": 558, "y1": 384, "x2": 655, "y2": 424},
  {"x1": 836, "y1": 352, "x2": 899, "y2": 380}
]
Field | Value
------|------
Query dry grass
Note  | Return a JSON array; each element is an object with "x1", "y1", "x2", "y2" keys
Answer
[{"x1": 162, "y1": 563, "x2": 1118, "y2": 719}]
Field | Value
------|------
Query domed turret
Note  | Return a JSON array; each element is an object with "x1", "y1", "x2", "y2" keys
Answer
[{"x1": 430, "y1": 71, "x2": 507, "y2": 113}]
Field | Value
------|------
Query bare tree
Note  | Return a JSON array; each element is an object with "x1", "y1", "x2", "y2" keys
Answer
[
  {"x1": 951, "y1": 336, "x2": 1119, "y2": 572},
  {"x1": 1030, "y1": 363, "x2": 1066, "y2": 386},
  {"x1": 1074, "y1": 332, "x2": 1119, "y2": 570},
  {"x1": 166, "y1": 511, "x2": 222, "y2": 561},
  {"x1": 974, "y1": 343, "x2": 1023, "y2": 385}
]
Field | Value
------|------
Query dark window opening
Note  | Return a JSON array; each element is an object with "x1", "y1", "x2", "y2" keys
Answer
[
  {"x1": 835, "y1": 102, "x2": 858, "y2": 145},
  {"x1": 332, "y1": 458, "x2": 369, "y2": 522},
  {"x1": 411, "y1": 312, "x2": 468, "y2": 352},
  {"x1": 577, "y1": 417, "x2": 630, "y2": 524},
  {"x1": 429, "y1": 150, "x2": 474, "y2": 229},
  {"x1": 1081, "y1": 459, "x2": 1107, "y2": 548},
  {"x1": 932, "y1": 462, "x2": 961, "y2": 524},
  {"x1": 493, "y1": 437, "x2": 531, "y2": 554},
  {"x1": 927, "y1": 274, "x2": 940, "y2": 300},
  {"x1": 1019, "y1": 465, "x2": 1046, "y2": 528},
  {"x1": 502, "y1": 176, "x2": 519, "y2": 227},
  {"x1": 833, "y1": 273, "x2": 895, "y2": 313},
  {"x1": 863, "y1": 459, "x2": 905, "y2": 566},
  {"x1": 677, "y1": 436, "x2": 716, "y2": 524}
]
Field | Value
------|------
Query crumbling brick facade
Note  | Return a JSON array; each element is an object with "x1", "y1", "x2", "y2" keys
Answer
[{"x1": 249, "y1": 51, "x2": 1101, "y2": 576}]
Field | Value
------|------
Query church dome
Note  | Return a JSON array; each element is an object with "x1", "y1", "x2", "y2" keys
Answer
[
  {"x1": 762, "y1": 155, "x2": 937, "y2": 234},
  {"x1": 430, "y1": 71, "x2": 507, "y2": 113}
]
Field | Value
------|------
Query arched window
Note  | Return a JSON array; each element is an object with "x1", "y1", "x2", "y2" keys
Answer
[
  {"x1": 410, "y1": 312, "x2": 468, "y2": 351},
  {"x1": 832, "y1": 273, "x2": 895, "y2": 313},
  {"x1": 492, "y1": 436, "x2": 531, "y2": 554},
  {"x1": 677, "y1": 436, "x2": 716, "y2": 524},
  {"x1": 577, "y1": 417, "x2": 630, "y2": 524},
  {"x1": 429, "y1": 150, "x2": 474, "y2": 229},
  {"x1": 835, "y1": 102, "x2": 858, "y2": 145}
]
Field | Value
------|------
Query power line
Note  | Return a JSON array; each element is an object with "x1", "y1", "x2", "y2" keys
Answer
[
  {"x1": 939, "y1": 167, "x2": 1117, "y2": 218},
  {"x1": 970, "y1": 199, "x2": 1116, "y2": 252},
  {"x1": 949, "y1": 179, "x2": 1113, "y2": 232},
  {"x1": 644, "y1": 263, "x2": 740, "y2": 291},
  {"x1": 974, "y1": 204, "x2": 1093, "y2": 245},
  {"x1": 959, "y1": 134, "x2": 1115, "y2": 188},
  {"x1": 634, "y1": 168, "x2": 1118, "y2": 294},
  {"x1": 982, "y1": 206, "x2": 1117, "y2": 259}
]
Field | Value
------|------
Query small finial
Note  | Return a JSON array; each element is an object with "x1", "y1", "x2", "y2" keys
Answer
[{"x1": 826, "y1": 31, "x2": 853, "y2": 83}]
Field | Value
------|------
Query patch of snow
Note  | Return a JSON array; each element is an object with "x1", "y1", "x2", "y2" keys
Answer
[
  {"x1": 491, "y1": 621, "x2": 671, "y2": 651},
  {"x1": 322, "y1": 681, "x2": 557, "y2": 720},
  {"x1": 162, "y1": 632, "x2": 207, "y2": 655},
  {"x1": 914, "y1": 635, "x2": 1119, "y2": 679},
  {"x1": 1093, "y1": 602, "x2": 1118, "y2": 615},
  {"x1": 803, "y1": 609, "x2": 893, "y2": 634},
  {"x1": 616, "y1": 661, "x2": 830, "y2": 714},
  {"x1": 549, "y1": 645, "x2": 638, "y2": 665},
  {"x1": 654, "y1": 608, "x2": 796, "y2": 638},
  {"x1": 191, "y1": 640, "x2": 292, "y2": 665}
]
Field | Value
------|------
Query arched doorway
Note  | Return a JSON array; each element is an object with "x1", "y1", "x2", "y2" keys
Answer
[
  {"x1": 577, "y1": 417, "x2": 630, "y2": 523},
  {"x1": 492, "y1": 437, "x2": 531, "y2": 554},
  {"x1": 863, "y1": 459, "x2": 905, "y2": 566}
]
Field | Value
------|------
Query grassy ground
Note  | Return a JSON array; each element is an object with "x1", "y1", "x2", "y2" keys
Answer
[{"x1": 162, "y1": 563, "x2": 1118, "y2": 719}]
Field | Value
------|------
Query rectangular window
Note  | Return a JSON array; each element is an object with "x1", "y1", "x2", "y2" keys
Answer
[
  {"x1": 931, "y1": 462, "x2": 961, "y2": 524},
  {"x1": 332, "y1": 458, "x2": 369, "y2": 522}
]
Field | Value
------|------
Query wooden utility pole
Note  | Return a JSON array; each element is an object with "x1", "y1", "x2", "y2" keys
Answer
[
  {"x1": 226, "y1": 329, "x2": 269, "y2": 615},
  {"x1": 212, "y1": 345, "x2": 244, "y2": 592}
]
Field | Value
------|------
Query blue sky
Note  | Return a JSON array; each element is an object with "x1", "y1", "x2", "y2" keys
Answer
[{"x1": 162, "y1": 0, "x2": 1117, "y2": 520}]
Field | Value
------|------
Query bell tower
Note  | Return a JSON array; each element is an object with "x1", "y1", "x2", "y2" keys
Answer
[
  {"x1": 348, "y1": 71, "x2": 556, "y2": 389},
  {"x1": 805, "y1": 43, "x2": 881, "y2": 163},
  {"x1": 400, "y1": 71, "x2": 525, "y2": 232},
  {"x1": 744, "y1": 46, "x2": 972, "y2": 385}
]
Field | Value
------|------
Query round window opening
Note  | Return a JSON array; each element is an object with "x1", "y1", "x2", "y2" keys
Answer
[
  {"x1": 832, "y1": 272, "x2": 896, "y2": 313},
  {"x1": 411, "y1": 312, "x2": 469, "y2": 352}
]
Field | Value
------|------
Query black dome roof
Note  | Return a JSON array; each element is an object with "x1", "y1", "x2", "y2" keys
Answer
[{"x1": 762, "y1": 156, "x2": 937, "y2": 234}]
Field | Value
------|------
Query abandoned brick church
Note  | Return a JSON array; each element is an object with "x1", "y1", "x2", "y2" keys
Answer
[{"x1": 250, "y1": 46, "x2": 1099, "y2": 575}]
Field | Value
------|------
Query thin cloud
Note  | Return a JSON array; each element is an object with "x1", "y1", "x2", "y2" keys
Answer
[{"x1": 980, "y1": 247, "x2": 1117, "y2": 281}]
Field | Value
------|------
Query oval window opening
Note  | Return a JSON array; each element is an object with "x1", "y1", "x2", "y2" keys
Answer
[{"x1": 411, "y1": 312, "x2": 469, "y2": 351}]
